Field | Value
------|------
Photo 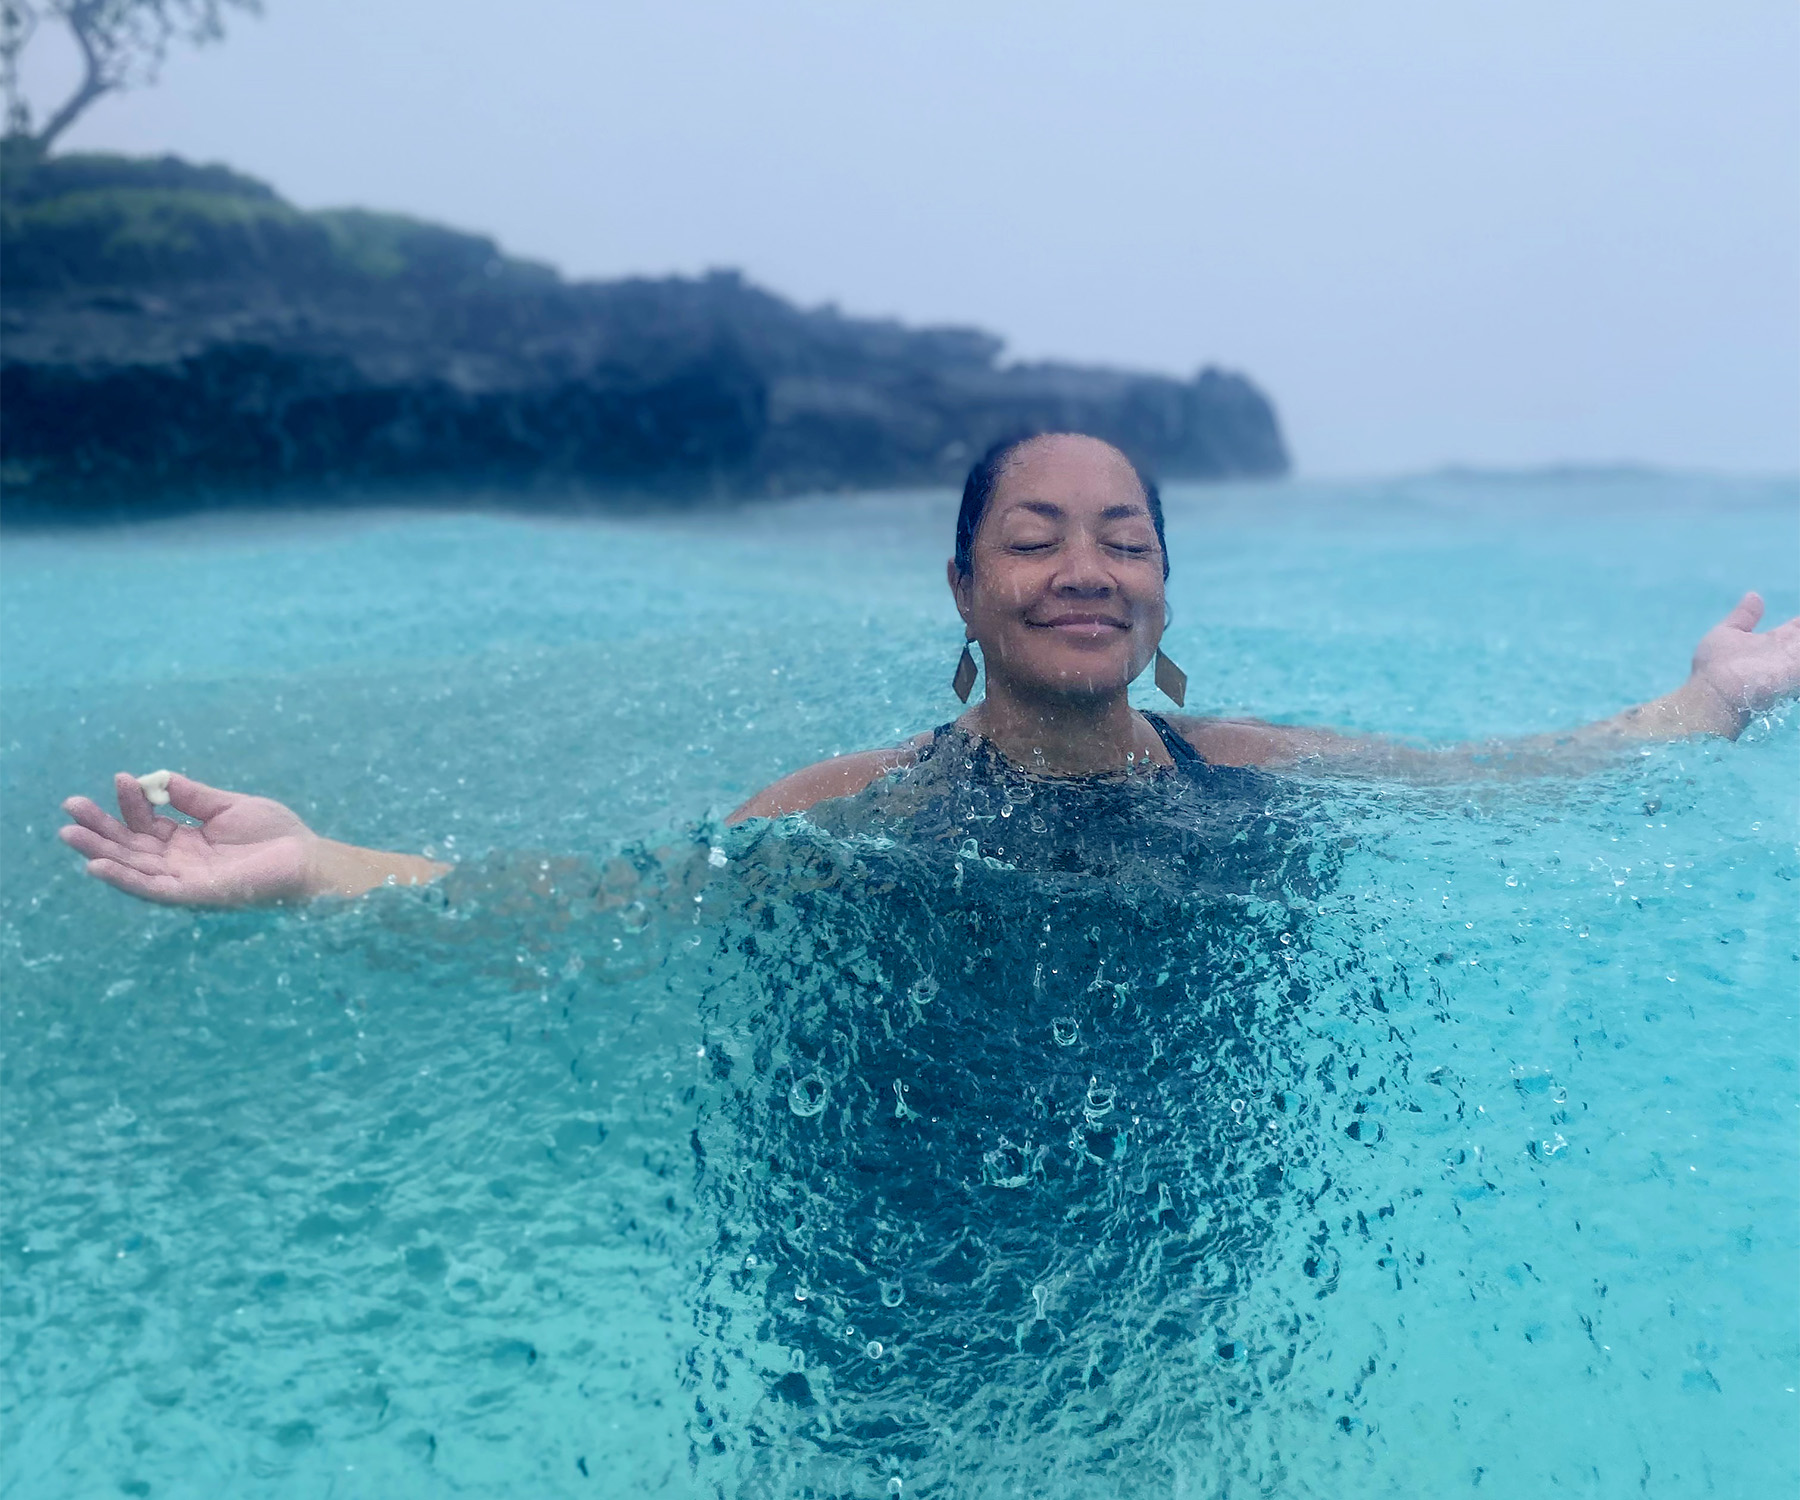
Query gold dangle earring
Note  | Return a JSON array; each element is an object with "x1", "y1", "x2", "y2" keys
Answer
[
  {"x1": 1153, "y1": 603, "x2": 1187, "y2": 706},
  {"x1": 952, "y1": 635, "x2": 979, "y2": 703}
]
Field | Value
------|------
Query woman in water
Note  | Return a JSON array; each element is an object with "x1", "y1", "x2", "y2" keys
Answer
[{"x1": 56, "y1": 431, "x2": 1800, "y2": 899}]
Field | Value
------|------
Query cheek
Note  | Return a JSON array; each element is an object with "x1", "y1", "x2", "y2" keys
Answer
[
  {"x1": 1130, "y1": 584, "x2": 1167, "y2": 627},
  {"x1": 972, "y1": 565, "x2": 1043, "y2": 615}
]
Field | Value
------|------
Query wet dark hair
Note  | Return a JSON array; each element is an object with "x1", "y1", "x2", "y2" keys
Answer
[{"x1": 954, "y1": 433, "x2": 1169, "y2": 579}]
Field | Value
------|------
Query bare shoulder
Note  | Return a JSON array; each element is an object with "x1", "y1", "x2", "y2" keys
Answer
[
  {"x1": 1162, "y1": 714, "x2": 1359, "y2": 768},
  {"x1": 726, "y1": 733, "x2": 935, "y2": 824}
]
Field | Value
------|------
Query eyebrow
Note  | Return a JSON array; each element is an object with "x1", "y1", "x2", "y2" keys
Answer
[{"x1": 1008, "y1": 500, "x2": 1149, "y2": 520}]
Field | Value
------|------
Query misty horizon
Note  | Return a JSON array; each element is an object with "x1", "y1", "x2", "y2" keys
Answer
[{"x1": 13, "y1": 0, "x2": 1799, "y2": 479}]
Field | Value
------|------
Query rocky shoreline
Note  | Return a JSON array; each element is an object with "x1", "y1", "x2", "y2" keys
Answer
[{"x1": 0, "y1": 153, "x2": 1289, "y2": 517}]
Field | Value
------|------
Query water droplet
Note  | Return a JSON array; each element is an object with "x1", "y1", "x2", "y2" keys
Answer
[
  {"x1": 880, "y1": 1281, "x2": 905, "y2": 1307},
  {"x1": 982, "y1": 1142, "x2": 1031, "y2": 1188},
  {"x1": 744, "y1": 1255, "x2": 758, "y2": 1268},
  {"x1": 1051, "y1": 1017, "x2": 1080, "y2": 1047},
  {"x1": 1000, "y1": 803, "x2": 1013, "y2": 818},
  {"x1": 1079, "y1": 1121, "x2": 1121, "y2": 1163},
  {"x1": 794, "y1": 1285, "x2": 808, "y2": 1302},
  {"x1": 787, "y1": 1074, "x2": 829, "y2": 1118},
  {"x1": 864, "y1": 1340, "x2": 884, "y2": 1359}
]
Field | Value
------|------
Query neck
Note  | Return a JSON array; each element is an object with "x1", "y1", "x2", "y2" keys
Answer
[{"x1": 962, "y1": 676, "x2": 1165, "y2": 775}]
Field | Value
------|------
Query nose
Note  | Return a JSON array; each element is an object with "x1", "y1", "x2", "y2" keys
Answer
[{"x1": 1050, "y1": 534, "x2": 1116, "y2": 595}]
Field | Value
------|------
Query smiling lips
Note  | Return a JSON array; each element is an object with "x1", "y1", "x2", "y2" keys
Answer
[{"x1": 1033, "y1": 613, "x2": 1131, "y2": 634}]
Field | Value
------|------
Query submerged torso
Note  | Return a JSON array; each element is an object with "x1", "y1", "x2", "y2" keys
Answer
[{"x1": 686, "y1": 720, "x2": 1343, "y2": 1490}]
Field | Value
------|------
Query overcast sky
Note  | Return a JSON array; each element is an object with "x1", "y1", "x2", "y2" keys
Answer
[{"x1": 19, "y1": 0, "x2": 1799, "y2": 476}]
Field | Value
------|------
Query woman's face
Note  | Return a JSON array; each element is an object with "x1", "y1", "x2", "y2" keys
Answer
[{"x1": 950, "y1": 435, "x2": 1167, "y2": 704}]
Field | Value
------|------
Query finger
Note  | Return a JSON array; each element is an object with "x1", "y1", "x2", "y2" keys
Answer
[
  {"x1": 114, "y1": 772, "x2": 161, "y2": 835},
  {"x1": 84, "y1": 858, "x2": 185, "y2": 904},
  {"x1": 1720, "y1": 592, "x2": 1764, "y2": 632},
  {"x1": 60, "y1": 823, "x2": 130, "y2": 861},
  {"x1": 163, "y1": 773, "x2": 236, "y2": 822},
  {"x1": 61, "y1": 826, "x2": 170, "y2": 875},
  {"x1": 61, "y1": 795, "x2": 162, "y2": 851}
]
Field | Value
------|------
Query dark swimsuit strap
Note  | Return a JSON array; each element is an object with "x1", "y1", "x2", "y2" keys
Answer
[
  {"x1": 1140, "y1": 711, "x2": 1202, "y2": 766},
  {"x1": 924, "y1": 712, "x2": 1201, "y2": 768}
]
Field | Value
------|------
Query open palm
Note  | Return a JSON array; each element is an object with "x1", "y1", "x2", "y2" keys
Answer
[
  {"x1": 60, "y1": 773, "x2": 320, "y2": 906},
  {"x1": 1690, "y1": 592, "x2": 1800, "y2": 717}
]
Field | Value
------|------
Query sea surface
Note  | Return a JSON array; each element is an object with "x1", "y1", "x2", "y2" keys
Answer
[{"x1": 2, "y1": 472, "x2": 1796, "y2": 1498}]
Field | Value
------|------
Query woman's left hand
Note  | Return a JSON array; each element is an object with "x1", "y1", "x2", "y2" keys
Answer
[{"x1": 1684, "y1": 592, "x2": 1800, "y2": 730}]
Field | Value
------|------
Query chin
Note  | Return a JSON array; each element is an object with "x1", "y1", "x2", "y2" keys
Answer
[{"x1": 1028, "y1": 659, "x2": 1139, "y2": 701}]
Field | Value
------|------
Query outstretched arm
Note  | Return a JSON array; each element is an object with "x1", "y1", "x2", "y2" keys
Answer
[
  {"x1": 1175, "y1": 591, "x2": 1800, "y2": 780},
  {"x1": 59, "y1": 772, "x2": 448, "y2": 906},
  {"x1": 66, "y1": 734, "x2": 925, "y2": 905}
]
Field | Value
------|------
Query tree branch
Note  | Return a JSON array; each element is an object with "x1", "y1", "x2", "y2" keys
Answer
[
  {"x1": 33, "y1": 1, "x2": 112, "y2": 149},
  {"x1": 15, "y1": 0, "x2": 259, "y2": 150}
]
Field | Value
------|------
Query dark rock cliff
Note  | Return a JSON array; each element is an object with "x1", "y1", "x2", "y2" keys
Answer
[{"x1": 0, "y1": 153, "x2": 1289, "y2": 514}]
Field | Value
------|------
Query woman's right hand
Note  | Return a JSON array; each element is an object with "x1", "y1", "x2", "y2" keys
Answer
[{"x1": 60, "y1": 772, "x2": 322, "y2": 907}]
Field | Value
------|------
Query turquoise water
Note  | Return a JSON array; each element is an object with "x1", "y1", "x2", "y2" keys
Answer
[{"x1": 2, "y1": 473, "x2": 1796, "y2": 1497}]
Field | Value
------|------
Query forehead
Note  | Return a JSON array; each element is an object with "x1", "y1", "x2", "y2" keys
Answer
[{"x1": 988, "y1": 436, "x2": 1150, "y2": 519}]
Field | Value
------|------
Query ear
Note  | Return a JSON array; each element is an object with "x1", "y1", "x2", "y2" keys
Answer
[{"x1": 946, "y1": 558, "x2": 973, "y2": 624}]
